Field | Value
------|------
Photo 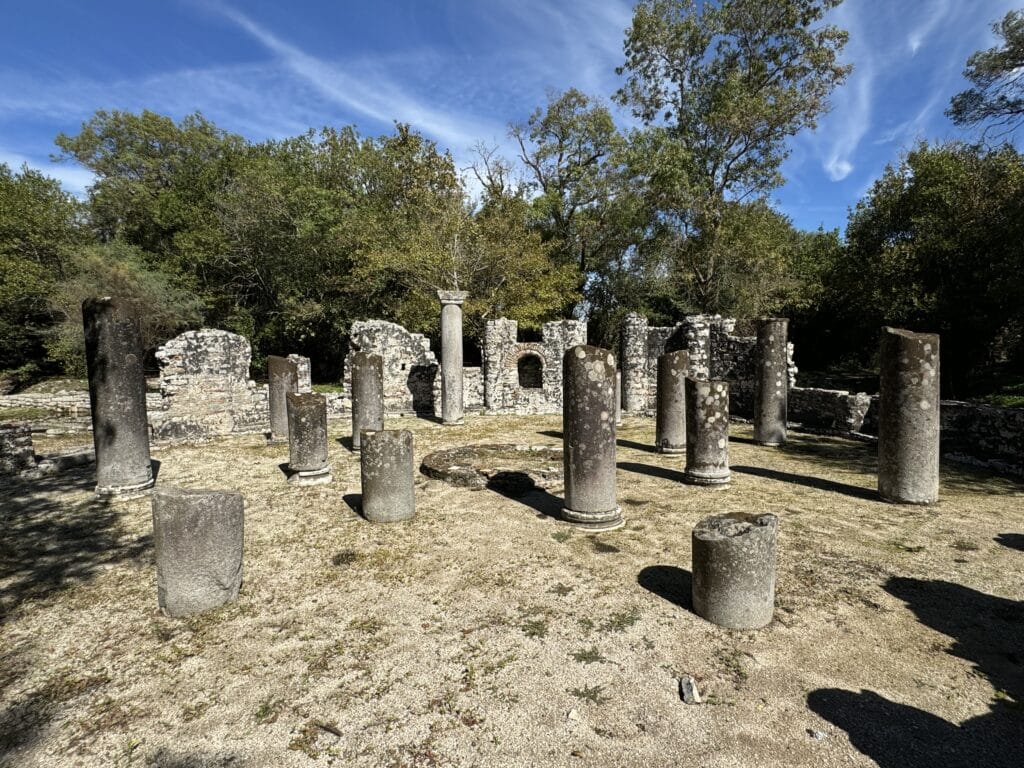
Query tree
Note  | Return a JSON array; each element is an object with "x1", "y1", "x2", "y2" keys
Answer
[
  {"x1": 0, "y1": 164, "x2": 84, "y2": 380},
  {"x1": 615, "y1": 0, "x2": 850, "y2": 312},
  {"x1": 831, "y1": 141, "x2": 1024, "y2": 395},
  {"x1": 948, "y1": 10, "x2": 1024, "y2": 138}
]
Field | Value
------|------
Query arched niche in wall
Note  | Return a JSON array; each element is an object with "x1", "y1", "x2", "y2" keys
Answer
[{"x1": 517, "y1": 353, "x2": 544, "y2": 389}]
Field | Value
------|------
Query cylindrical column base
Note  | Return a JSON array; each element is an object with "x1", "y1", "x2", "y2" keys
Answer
[
  {"x1": 153, "y1": 487, "x2": 244, "y2": 618},
  {"x1": 97, "y1": 476, "x2": 156, "y2": 500},
  {"x1": 684, "y1": 378, "x2": 730, "y2": 486},
  {"x1": 288, "y1": 467, "x2": 332, "y2": 486},
  {"x1": 360, "y1": 429, "x2": 415, "y2": 523},
  {"x1": 692, "y1": 513, "x2": 777, "y2": 629}
]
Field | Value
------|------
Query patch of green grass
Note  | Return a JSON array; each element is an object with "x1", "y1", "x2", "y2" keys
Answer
[
  {"x1": 549, "y1": 582, "x2": 573, "y2": 596},
  {"x1": 715, "y1": 646, "x2": 750, "y2": 687},
  {"x1": 332, "y1": 550, "x2": 359, "y2": 565},
  {"x1": 577, "y1": 617, "x2": 595, "y2": 633},
  {"x1": 569, "y1": 684, "x2": 608, "y2": 704},
  {"x1": 599, "y1": 607, "x2": 641, "y2": 633},
  {"x1": 521, "y1": 618, "x2": 549, "y2": 638},
  {"x1": 254, "y1": 697, "x2": 283, "y2": 724},
  {"x1": 349, "y1": 616, "x2": 385, "y2": 634},
  {"x1": 889, "y1": 541, "x2": 926, "y2": 553},
  {"x1": 590, "y1": 538, "x2": 621, "y2": 554},
  {"x1": 551, "y1": 530, "x2": 572, "y2": 543},
  {"x1": 0, "y1": 406, "x2": 51, "y2": 421},
  {"x1": 313, "y1": 383, "x2": 345, "y2": 393},
  {"x1": 571, "y1": 646, "x2": 606, "y2": 665},
  {"x1": 951, "y1": 538, "x2": 980, "y2": 552}
]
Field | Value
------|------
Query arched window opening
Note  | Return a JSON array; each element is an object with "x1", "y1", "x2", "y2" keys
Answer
[{"x1": 517, "y1": 355, "x2": 543, "y2": 389}]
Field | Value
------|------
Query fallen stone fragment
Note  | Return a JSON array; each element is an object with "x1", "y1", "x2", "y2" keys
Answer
[{"x1": 679, "y1": 675, "x2": 702, "y2": 704}]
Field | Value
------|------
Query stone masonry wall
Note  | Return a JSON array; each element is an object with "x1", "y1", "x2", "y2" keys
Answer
[
  {"x1": 482, "y1": 318, "x2": 587, "y2": 414},
  {"x1": 433, "y1": 367, "x2": 485, "y2": 417},
  {"x1": 150, "y1": 329, "x2": 269, "y2": 441},
  {"x1": 345, "y1": 320, "x2": 438, "y2": 415},
  {"x1": 0, "y1": 422, "x2": 36, "y2": 475}
]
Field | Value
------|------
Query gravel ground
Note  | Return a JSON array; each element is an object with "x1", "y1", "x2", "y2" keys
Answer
[{"x1": 1, "y1": 414, "x2": 1022, "y2": 767}]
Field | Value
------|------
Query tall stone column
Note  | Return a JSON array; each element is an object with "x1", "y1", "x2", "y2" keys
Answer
[
  {"x1": 656, "y1": 350, "x2": 689, "y2": 454},
  {"x1": 692, "y1": 513, "x2": 777, "y2": 629},
  {"x1": 360, "y1": 429, "x2": 415, "y2": 523},
  {"x1": 438, "y1": 290, "x2": 468, "y2": 425},
  {"x1": 684, "y1": 378, "x2": 730, "y2": 486},
  {"x1": 562, "y1": 345, "x2": 622, "y2": 531},
  {"x1": 153, "y1": 487, "x2": 244, "y2": 618},
  {"x1": 286, "y1": 392, "x2": 331, "y2": 486},
  {"x1": 82, "y1": 297, "x2": 153, "y2": 499},
  {"x1": 620, "y1": 312, "x2": 649, "y2": 412},
  {"x1": 267, "y1": 356, "x2": 298, "y2": 444},
  {"x1": 614, "y1": 371, "x2": 623, "y2": 426},
  {"x1": 753, "y1": 318, "x2": 789, "y2": 446},
  {"x1": 351, "y1": 351, "x2": 384, "y2": 452},
  {"x1": 878, "y1": 327, "x2": 940, "y2": 504}
]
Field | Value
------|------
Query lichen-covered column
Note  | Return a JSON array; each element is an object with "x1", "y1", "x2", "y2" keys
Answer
[
  {"x1": 351, "y1": 351, "x2": 384, "y2": 452},
  {"x1": 153, "y1": 487, "x2": 244, "y2": 618},
  {"x1": 684, "y1": 378, "x2": 730, "y2": 486},
  {"x1": 656, "y1": 350, "x2": 689, "y2": 454},
  {"x1": 620, "y1": 312, "x2": 649, "y2": 412},
  {"x1": 286, "y1": 392, "x2": 331, "y2": 486},
  {"x1": 267, "y1": 356, "x2": 298, "y2": 444},
  {"x1": 692, "y1": 513, "x2": 777, "y2": 629},
  {"x1": 878, "y1": 327, "x2": 940, "y2": 504},
  {"x1": 754, "y1": 318, "x2": 789, "y2": 446},
  {"x1": 82, "y1": 297, "x2": 154, "y2": 499},
  {"x1": 360, "y1": 429, "x2": 415, "y2": 522},
  {"x1": 562, "y1": 345, "x2": 622, "y2": 530},
  {"x1": 438, "y1": 290, "x2": 468, "y2": 425}
]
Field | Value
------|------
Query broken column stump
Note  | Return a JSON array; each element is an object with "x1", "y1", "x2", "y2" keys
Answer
[
  {"x1": 360, "y1": 429, "x2": 415, "y2": 523},
  {"x1": 878, "y1": 327, "x2": 940, "y2": 504},
  {"x1": 267, "y1": 355, "x2": 299, "y2": 444},
  {"x1": 82, "y1": 297, "x2": 154, "y2": 499},
  {"x1": 286, "y1": 392, "x2": 331, "y2": 486},
  {"x1": 562, "y1": 345, "x2": 622, "y2": 531},
  {"x1": 692, "y1": 513, "x2": 778, "y2": 629},
  {"x1": 684, "y1": 378, "x2": 730, "y2": 486},
  {"x1": 753, "y1": 317, "x2": 789, "y2": 447},
  {"x1": 153, "y1": 486, "x2": 244, "y2": 618}
]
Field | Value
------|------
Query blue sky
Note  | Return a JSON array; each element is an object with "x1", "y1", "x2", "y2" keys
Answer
[{"x1": 0, "y1": 0, "x2": 1018, "y2": 232}]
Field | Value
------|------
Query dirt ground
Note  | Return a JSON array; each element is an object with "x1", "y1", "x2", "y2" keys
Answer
[{"x1": 1, "y1": 414, "x2": 1022, "y2": 767}]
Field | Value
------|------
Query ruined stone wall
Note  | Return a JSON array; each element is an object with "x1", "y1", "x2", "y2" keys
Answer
[
  {"x1": 345, "y1": 321, "x2": 438, "y2": 415},
  {"x1": 482, "y1": 318, "x2": 586, "y2": 414},
  {"x1": 288, "y1": 354, "x2": 312, "y2": 393},
  {"x1": 150, "y1": 329, "x2": 269, "y2": 441},
  {"x1": 622, "y1": 313, "x2": 797, "y2": 414},
  {"x1": 433, "y1": 367, "x2": 485, "y2": 417}
]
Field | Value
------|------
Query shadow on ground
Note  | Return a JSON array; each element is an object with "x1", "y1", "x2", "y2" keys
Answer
[
  {"x1": 487, "y1": 475, "x2": 563, "y2": 520},
  {"x1": 808, "y1": 575, "x2": 1024, "y2": 768},
  {"x1": 730, "y1": 464, "x2": 879, "y2": 501},
  {"x1": 618, "y1": 461, "x2": 686, "y2": 484},
  {"x1": 637, "y1": 565, "x2": 693, "y2": 611}
]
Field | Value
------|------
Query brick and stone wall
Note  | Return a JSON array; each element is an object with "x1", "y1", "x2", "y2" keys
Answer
[
  {"x1": 482, "y1": 318, "x2": 586, "y2": 415},
  {"x1": 432, "y1": 367, "x2": 485, "y2": 417},
  {"x1": 150, "y1": 329, "x2": 269, "y2": 441},
  {"x1": 344, "y1": 320, "x2": 438, "y2": 415}
]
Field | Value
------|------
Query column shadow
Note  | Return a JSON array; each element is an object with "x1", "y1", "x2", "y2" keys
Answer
[
  {"x1": 730, "y1": 464, "x2": 879, "y2": 501},
  {"x1": 994, "y1": 533, "x2": 1024, "y2": 551},
  {"x1": 616, "y1": 438, "x2": 657, "y2": 454},
  {"x1": 638, "y1": 565, "x2": 693, "y2": 611},
  {"x1": 487, "y1": 475, "x2": 563, "y2": 521},
  {"x1": 617, "y1": 461, "x2": 687, "y2": 484}
]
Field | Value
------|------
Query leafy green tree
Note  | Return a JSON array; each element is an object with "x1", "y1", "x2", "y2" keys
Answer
[
  {"x1": 615, "y1": 0, "x2": 850, "y2": 312},
  {"x1": 948, "y1": 10, "x2": 1024, "y2": 138},
  {"x1": 47, "y1": 241, "x2": 203, "y2": 375},
  {"x1": 0, "y1": 164, "x2": 84, "y2": 380},
  {"x1": 833, "y1": 141, "x2": 1024, "y2": 395}
]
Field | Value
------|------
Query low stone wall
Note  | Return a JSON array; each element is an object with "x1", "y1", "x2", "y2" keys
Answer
[
  {"x1": 345, "y1": 321, "x2": 438, "y2": 415},
  {"x1": 433, "y1": 367, "x2": 485, "y2": 417}
]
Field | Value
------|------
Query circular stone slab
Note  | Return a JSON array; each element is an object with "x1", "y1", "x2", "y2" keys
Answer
[{"x1": 420, "y1": 444, "x2": 564, "y2": 495}]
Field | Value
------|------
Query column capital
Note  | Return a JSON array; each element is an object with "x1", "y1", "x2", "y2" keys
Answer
[{"x1": 437, "y1": 290, "x2": 468, "y2": 306}]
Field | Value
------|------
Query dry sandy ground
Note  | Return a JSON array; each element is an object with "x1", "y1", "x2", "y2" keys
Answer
[{"x1": 1, "y1": 415, "x2": 1022, "y2": 768}]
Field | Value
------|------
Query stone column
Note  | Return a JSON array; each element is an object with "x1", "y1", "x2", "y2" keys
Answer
[
  {"x1": 360, "y1": 429, "x2": 415, "y2": 523},
  {"x1": 692, "y1": 513, "x2": 777, "y2": 629},
  {"x1": 82, "y1": 297, "x2": 154, "y2": 499},
  {"x1": 684, "y1": 378, "x2": 730, "y2": 486},
  {"x1": 878, "y1": 327, "x2": 940, "y2": 504},
  {"x1": 620, "y1": 312, "x2": 649, "y2": 412},
  {"x1": 351, "y1": 351, "x2": 384, "y2": 452},
  {"x1": 615, "y1": 371, "x2": 623, "y2": 426},
  {"x1": 438, "y1": 290, "x2": 468, "y2": 425},
  {"x1": 753, "y1": 318, "x2": 789, "y2": 446},
  {"x1": 562, "y1": 345, "x2": 622, "y2": 530},
  {"x1": 267, "y1": 356, "x2": 298, "y2": 444},
  {"x1": 153, "y1": 486, "x2": 244, "y2": 618},
  {"x1": 286, "y1": 392, "x2": 331, "y2": 486},
  {"x1": 655, "y1": 350, "x2": 689, "y2": 454}
]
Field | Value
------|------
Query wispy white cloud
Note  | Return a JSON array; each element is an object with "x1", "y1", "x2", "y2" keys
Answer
[{"x1": 0, "y1": 147, "x2": 94, "y2": 195}]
